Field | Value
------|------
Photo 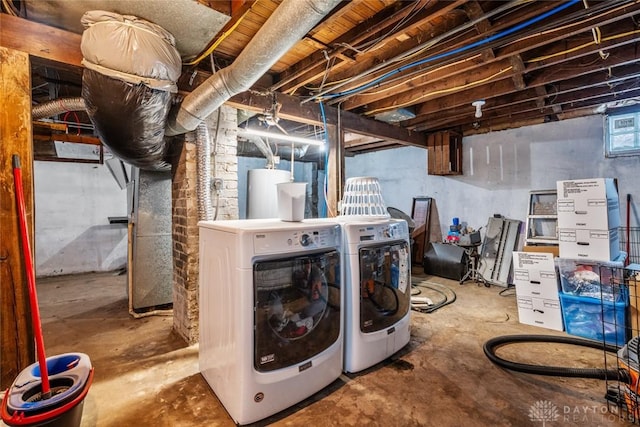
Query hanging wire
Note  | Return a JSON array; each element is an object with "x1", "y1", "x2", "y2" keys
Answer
[
  {"x1": 303, "y1": 0, "x2": 581, "y2": 104},
  {"x1": 182, "y1": 1, "x2": 259, "y2": 66}
]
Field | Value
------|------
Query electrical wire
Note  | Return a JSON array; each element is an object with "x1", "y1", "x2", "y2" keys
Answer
[
  {"x1": 364, "y1": 65, "x2": 513, "y2": 117},
  {"x1": 312, "y1": 0, "x2": 580, "y2": 103},
  {"x1": 302, "y1": 6, "x2": 499, "y2": 96},
  {"x1": 337, "y1": 0, "x2": 631, "y2": 108},
  {"x1": 295, "y1": 1, "x2": 432, "y2": 95},
  {"x1": 182, "y1": 1, "x2": 258, "y2": 66},
  {"x1": 319, "y1": 100, "x2": 329, "y2": 218},
  {"x1": 526, "y1": 29, "x2": 640, "y2": 63},
  {"x1": 410, "y1": 280, "x2": 457, "y2": 313},
  {"x1": 1, "y1": 0, "x2": 18, "y2": 16},
  {"x1": 349, "y1": 0, "x2": 428, "y2": 54},
  {"x1": 301, "y1": 0, "x2": 539, "y2": 104},
  {"x1": 359, "y1": 54, "x2": 483, "y2": 97},
  {"x1": 498, "y1": 285, "x2": 516, "y2": 297}
]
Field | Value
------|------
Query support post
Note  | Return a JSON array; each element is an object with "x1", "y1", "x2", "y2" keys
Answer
[{"x1": 0, "y1": 47, "x2": 35, "y2": 388}]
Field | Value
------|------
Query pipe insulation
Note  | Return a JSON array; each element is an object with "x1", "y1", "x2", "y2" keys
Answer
[
  {"x1": 80, "y1": 10, "x2": 182, "y2": 171},
  {"x1": 32, "y1": 97, "x2": 87, "y2": 120},
  {"x1": 165, "y1": 0, "x2": 342, "y2": 136},
  {"x1": 195, "y1": 122, "x2": 214, "y2": 221}
]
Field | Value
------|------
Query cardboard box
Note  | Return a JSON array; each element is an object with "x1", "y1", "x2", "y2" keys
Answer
[
  {"x1": 556, "y1": 178, "x2": 621, "y2": 230},
  {"x1": 517, "y1": 296, "x2": 564, "y2": 331},
  {"x1": 513, "y1": 252, "x2": 563, "y2": 331},
  {"x1": 558, "y1": 227, "x2": 620, "y2": 261},
  {"x1": 513, "y1": 252, "x2": 560, "y2": 300}
]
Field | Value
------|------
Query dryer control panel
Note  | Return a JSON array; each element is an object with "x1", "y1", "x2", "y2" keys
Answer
[
  {"x1": 355, "y1": 220, "x2": 409, "y2": 242},
  {"x1": 253, "y1": 225, "x2": 341, "y2": 255}
]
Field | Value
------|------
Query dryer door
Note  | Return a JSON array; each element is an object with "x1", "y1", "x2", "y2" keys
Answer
[
  {"x1": 359, "y1": 241, "x2": 410, "y2": 333},
  {"x1": 253, "y1": 250, "x2": 341, "y2": 372}
]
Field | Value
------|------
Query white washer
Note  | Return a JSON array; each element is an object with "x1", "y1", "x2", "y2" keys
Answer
[
  {"x1": 198, "y1": 218, "x2": 343, "y2": 425},
  {"x1": 340, "y1": 218, "x2": 411, "y2": 373}
]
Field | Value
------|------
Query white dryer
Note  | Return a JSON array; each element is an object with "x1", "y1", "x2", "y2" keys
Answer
[
  {"x1": 198, "y1": 218, "x2": 342, "y2": 425},
  {"x1": 340, "y1": 218, "x2": 411, "y2": 373}
]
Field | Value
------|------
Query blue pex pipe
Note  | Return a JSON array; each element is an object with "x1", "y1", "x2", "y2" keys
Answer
[{"x1": 323, "y1": 0, "x2": 581, "y2": 99}]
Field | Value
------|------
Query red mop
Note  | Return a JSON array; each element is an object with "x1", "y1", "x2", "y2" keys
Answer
[
  {"x1": 627, "y1": 194, "x2": 631, "y2": 267},
  {"x1": 12, "y1": 154, "x2": 50, "y2": 398}
]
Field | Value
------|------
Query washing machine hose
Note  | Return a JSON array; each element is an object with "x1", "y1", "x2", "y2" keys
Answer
[
  {"x1": 483, "y1": 334, "x2": 630, "y2": 383},
  {"x1": 367, "y1": 281, "x2": 399, "y2": 316}
]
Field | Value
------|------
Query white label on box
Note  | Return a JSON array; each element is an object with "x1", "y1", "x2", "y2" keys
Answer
[
  {"x1": 517, "y1": 297, "x2": 533, "y2": 309},
  {"x1": 588, "y1": 198, "x2": 607, "y2": 207},
  {"x1": 557, "y1": 199, "x2": 574, "y2": 212},
  {"x1": 543, "y1": 300, "x2": 560, "y2": 309},
  {"x1": 559, "y1": 230, "x2": 576, "y2": 241},
  {"x1": 590, "y1": 230, "x2": 609, "y2": 239},
  {"x1": 514, "y1": 269, "x2": 529, "y2": 281},
  {"x1": 540, "y1": 271, "x2": 556, "y2": 280}
]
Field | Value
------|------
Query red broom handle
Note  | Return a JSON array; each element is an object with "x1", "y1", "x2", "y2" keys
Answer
[
  {"x1": 627, "y1": 194, "x2": 631, "y2": 267},
  {"x1": 12, "y1": 155, "x2": 50, "y2": 395}
]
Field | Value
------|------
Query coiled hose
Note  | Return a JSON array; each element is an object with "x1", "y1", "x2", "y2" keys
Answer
[{"x1": 483, "y1": 334, "x2": 630, "y2": 383}]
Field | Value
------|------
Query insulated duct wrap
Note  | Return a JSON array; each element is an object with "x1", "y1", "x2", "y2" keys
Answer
[{"x1": 80, "y1": 10, "x2": 181, "y2": 170}]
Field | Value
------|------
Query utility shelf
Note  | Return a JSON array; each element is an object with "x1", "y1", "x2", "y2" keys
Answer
[{"x1": 525, "y1": 190, "x2": 558, "y2": 247}]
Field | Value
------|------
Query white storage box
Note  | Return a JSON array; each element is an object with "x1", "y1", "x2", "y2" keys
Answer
[
  {"x1": 512, "y1": 252, "x2": 563, "y2": 331},
  {"x1": 556, "y1": 178, "x2": 620, "y2": 230},
  {"x1": 512, "y1": 252, "x2": 560, "y2": 300},
  {"x1": 558, "y1": 228, "x2": 620, "y2": 261},
  {"x1": 517, "y1": 296, "x2": 564, "y2": 331}
]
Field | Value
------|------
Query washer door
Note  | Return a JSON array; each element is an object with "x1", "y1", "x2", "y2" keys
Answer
[
  {"x1": 359, "y1": 241, "x2": 410, "y2": 333},
  {"x1": 253, "y1": 250, "x2": 340, "y2": 372}
]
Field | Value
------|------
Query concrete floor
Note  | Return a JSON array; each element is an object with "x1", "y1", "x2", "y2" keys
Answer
[{"x1": 6, "y1": 269, "x2": 635, "y2": 426}]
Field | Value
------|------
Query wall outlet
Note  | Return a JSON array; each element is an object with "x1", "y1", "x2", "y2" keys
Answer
[{"x1": 212, "y1": 178, "x2": 223, "y2": 190}]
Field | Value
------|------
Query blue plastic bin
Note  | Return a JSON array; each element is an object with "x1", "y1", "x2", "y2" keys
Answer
[{"x1": 559, "y1": 291, "x2": 628, "y2": 347}]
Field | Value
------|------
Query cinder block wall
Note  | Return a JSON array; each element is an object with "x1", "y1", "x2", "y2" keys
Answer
[{"x1": 172, "y1": 106, "x2": 238, "y2": 344}]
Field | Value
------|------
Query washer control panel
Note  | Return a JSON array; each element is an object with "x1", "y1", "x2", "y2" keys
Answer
[{"x1": 253, "y1": 225, "x2": 340, "y2": 254}]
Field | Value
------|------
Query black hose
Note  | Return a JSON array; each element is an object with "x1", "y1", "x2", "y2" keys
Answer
[
  {"x1": 483, "y1": 334, "x2": 630, "y2": 382},
  {"x1": 367, "y1": 282, "x2": 399, "y2": 316}
]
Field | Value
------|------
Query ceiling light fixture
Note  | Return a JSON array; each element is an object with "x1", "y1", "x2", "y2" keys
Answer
[
  {"x1": 238, "y1": 128, "x2": 325, "y2": 146},
  {"x1": 472, "y1": 100, "x2": 486, "y2": 118}
]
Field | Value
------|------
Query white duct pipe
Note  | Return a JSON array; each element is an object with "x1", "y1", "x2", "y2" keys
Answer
[
  {"x1": 242, "y1": 135, "x2": 276, "y2": 169},
  {"x1": 195, "y1": 122, "x2": 214, "y2": 221},
  {"x1": 165, "y1": 0, "x2": 342, "y2": 136}
]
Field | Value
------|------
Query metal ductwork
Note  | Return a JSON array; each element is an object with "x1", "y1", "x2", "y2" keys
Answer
[
  {"x1": 237, "y1": 139, "x2": 314, "y2": 163},
  {"x1": 32, "y1": 97, "x2": 87, "y2": 120},
  {"x1": 165, "y1": 0, "x2": 342, "y2": 136}
]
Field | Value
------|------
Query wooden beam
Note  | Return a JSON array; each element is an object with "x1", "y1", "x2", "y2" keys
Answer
[
  {"x1": 0, "y1": 47, "x2": 34, "y2": 389},
  {"x1": 0, "y1": 14, "x2": 82, "y2": 67},
  {"x1": 33, "y1": 133, "x2": 102, "y2": 146},
  {"x1": 325, "y1": 124, "x2": 343, "y2": 218},
  {"x1": 227, "y1": 91, "x2": 427, "y2": 148}
]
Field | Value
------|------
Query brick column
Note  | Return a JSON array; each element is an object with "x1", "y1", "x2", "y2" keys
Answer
[{"x1": 171, "y1": 106, "x2": 237, "y2": 344}]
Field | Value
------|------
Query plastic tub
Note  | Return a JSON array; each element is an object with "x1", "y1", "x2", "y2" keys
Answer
[
  {"x1": 1, "y1": 353, "x2": 93, "y2": 427},
  {"x1": 559, "y1": 291, "x2": 628, "y2": 347}
]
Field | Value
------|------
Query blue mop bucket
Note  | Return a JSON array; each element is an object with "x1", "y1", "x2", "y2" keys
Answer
[{"x1": 1, "y1": 353, "x2": 93, "y2": 427}]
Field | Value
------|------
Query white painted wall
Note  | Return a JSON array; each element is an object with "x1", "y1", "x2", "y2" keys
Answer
[
  {"x1": 346, "y1": 115, "x2": 640, "y2": 240},
  {"x1": 34, "y1": 161, "x2": 128, "y2": 277}
]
